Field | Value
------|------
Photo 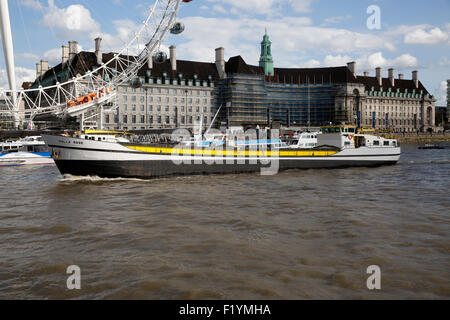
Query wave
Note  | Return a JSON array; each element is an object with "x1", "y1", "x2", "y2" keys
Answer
[
  {"x1": 59, "y1": 174, "x2": 149, "y2": 183},
  {"x1": 405, "y1": 159, "x2": 450, "y2": 165}
]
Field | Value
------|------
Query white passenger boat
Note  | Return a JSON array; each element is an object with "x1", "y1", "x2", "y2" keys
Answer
[
  {"x1": 0, "y1": 136, "x2": 54, "y2": 167},
  {"x1": 42, "y1": 126, "x2": 401, "y2": 179},
  {"x1": 282, "y1": 131, "x2": 321, "y2": 149}
]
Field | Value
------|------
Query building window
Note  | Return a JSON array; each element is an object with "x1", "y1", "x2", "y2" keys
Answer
[
  {"x1": 123, "y1": 96, "x2": 127, "y2": 102},
  {"x1": 158, "y1": 116, "x2": 162, "y2": 124},
  {"x1": 141, "y1": 115, "x2": 145, "y2": 123},
  {"x1": 105, "y1": 115, "x2": 110, "y2": 123},
  {"x1": 123, "y1": 115, "x2": 128, "y2": 123},
  {"x1": 131, "y1": 96, "x2": 136, "y2": 102},
  {"x1": 165, "y1": 116, "x2": 170, "y2": 124},
  {"x1": 181, "y1": 116, "x2": 185, "y2": 124},
  {"x1": 165, "y1": 106, "x2": 169, "y2": 112},
  {"x1": 132, "y1": 115, "x2": 136, "y2": 123}
]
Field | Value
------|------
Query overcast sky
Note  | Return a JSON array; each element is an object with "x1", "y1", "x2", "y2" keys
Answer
[{"x1": 1, "y1": 0, "x2": 449, "y2": 104}]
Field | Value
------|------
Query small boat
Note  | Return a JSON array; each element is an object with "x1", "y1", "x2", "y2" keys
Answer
[
  {"x1": 42, "y1": 125, "x2": 401, "y2": 179},
  {"x1": 281, "y1": 131, "x2": 321, "y2": 149},
  {"x1": 0, "y1": 136, "x2": 55, "y2": 167},
  {"x1": 418, "y1": 144, "x2": 445, "y2": 150}
]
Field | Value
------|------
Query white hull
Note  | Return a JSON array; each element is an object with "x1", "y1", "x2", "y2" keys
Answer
[{"x1": 0, "y1": 152, "x2": 55, "y2": 167}]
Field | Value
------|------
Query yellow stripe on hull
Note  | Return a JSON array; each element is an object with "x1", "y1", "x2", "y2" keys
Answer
[{"x1": 124, "y1": 145, "x2": 339, "y2": 157}]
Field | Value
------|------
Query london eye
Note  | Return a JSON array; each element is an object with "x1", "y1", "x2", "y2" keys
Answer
[{"x1": 0, "y1": 0, "x2": 191, "y2": 130}]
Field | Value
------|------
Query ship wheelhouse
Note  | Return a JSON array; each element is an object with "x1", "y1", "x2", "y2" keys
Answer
[{"x1": 319, "y1": 125, "x2": 399, "y2": 150}]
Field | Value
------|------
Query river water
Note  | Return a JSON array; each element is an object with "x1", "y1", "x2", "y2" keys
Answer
[{"x1": 0, "y1": 143, "x2": 449, "y2": 299}]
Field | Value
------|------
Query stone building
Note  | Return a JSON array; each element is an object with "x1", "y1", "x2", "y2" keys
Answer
[
  {"x1": 217, "y1": 32, "x2": 436, "y2": 132},
  {"x1": 29, "y1": 34, "x2": 437, "y2": 132},
  {"x1": 30, "y1": 40, "x2": 217, "y2": 130},
  {"x1": 447, "y1": 79, "x2": 450, "y2": 122}
]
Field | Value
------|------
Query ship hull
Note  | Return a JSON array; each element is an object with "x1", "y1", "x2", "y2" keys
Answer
[
  {"x1": 53, "y1": 159, "x2": 398, "y2": 179},
  {"x1": 43, "y1": 135, "x2": 401, "y2": 179}
]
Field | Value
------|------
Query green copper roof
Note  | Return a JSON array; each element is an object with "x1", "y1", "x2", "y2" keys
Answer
[{"x1": 259, "y1": 30, "x2": 274, "y2": 76}]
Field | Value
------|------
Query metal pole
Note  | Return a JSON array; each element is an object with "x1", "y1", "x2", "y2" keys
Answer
[
  {"x1": 307, "y1": 78, "x2": 310, "y2": 129},
  {"x1": 0, "y1": 0, "x2": 19, "y2": 127}
]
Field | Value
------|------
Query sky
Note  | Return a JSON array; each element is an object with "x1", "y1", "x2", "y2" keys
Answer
[{"x1": 1, "y1": 0, "x2": 449, "y2": 105}]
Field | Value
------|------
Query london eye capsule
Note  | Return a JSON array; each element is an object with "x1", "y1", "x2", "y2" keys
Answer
[
  {"x1": 153, "y1": 51, "x2": 167, "y2": 64},
  {"x1": 170, "y1": 22, "x2": 185, "y2": 35}
]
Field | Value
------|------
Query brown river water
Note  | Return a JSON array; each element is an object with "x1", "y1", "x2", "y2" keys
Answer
[{"x1": 0, "y1": 143, "x2": 449, "y2": 299}]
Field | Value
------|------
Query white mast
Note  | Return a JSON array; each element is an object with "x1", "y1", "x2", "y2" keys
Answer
[{"x1": 0, "y1": 0, "x2": 19, "y2": 127}]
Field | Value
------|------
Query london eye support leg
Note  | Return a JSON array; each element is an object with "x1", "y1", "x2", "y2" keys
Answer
[{"x1": 0, "y1": 0, "x2": 20, "y2": 128}]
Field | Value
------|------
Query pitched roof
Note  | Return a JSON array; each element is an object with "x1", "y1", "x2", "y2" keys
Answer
[
  {"x1": 226, "y1": 56, "x2": 263, "y2": 75},
  {"x1": 225, "y1": 55, "x2": 430, "y2": 95},
  {"x1": 34, "y1": 51, "x2": 431, "y2": 96},
  {"x1": 136, "y1": 59, "x2": 219, "y2": 80},
  {"x1": 355, "y1": 75, "x2": 430, "y2": 95}
]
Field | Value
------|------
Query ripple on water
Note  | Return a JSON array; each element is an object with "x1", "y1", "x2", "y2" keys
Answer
[{"x1": 0, "y1": 145, "x2": 449, "y2": 299}]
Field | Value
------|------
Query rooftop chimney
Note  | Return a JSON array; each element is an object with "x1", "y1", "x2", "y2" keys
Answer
[
  {"x1": 215, "y1": 47, "x2": 226, "y2": 79},
  {"x1": 170, "y1": 45, "x2": 177, "y2": 72},
  {"x1": 68, "y1": 41, "x2": 78, "y2": 60},
  {"x1": 36, "y1": 62, "x2": 42, "y2": 78},
  {"x1": 363, "y1": 71, "x2": 369, "y2": 77},
  {"x1": 412, "y1": 70, "x2": 419, "y2": 88},
  {"x1": 62, "y1": 45, "x2": 69, "y2": 64},
  {"x1": 148, "y1": 51, "x2": 153, "y2": 69},
  {"x1": 398, "y1": 73, "x2": 404, "y2": 80},
  {"x1": 95, "y1": 37, "x2": 102, "y2": 65},
  {"x1": 376, "y1": 67, "x2": 382, "y2": 86},
  {"x1": 40, "y1": 60, "x2": 49, "y2": 74},
  {"x1": 388, "y1": 68, "x2": 395, "y2": 87},
  {"x1": 347, "y1": 61, "x2": 356, "y2": 78}
]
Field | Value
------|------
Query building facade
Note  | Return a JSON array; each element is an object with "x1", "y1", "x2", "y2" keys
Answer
[
  {"x1": 29, "y1": 34, "x2": 437, "y2": 132},
  {"x1": 447, "y1": 79, "x2": 450, "y2": 122},
  {"x1": 216, "y1": 33, "x2": 436, "y2": 132}
]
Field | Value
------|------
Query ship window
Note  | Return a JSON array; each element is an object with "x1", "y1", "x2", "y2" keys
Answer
[
  {"x1": 348, "y1": 128, "x2": 356, "y2": 133},
  {"x1": 373, "y1": 141, "x2": 380, "y2": 146},
  {"x1": 383, "y1": 141, "x2": 389, "y2": 146}
]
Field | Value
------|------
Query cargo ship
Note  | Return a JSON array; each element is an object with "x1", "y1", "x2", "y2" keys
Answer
[{"x1": 42, "y1": 126, "x2": 401, "y2": 179}]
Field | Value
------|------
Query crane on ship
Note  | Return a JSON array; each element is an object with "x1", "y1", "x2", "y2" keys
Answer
[{"x1": 0, "y1": 0, "x2": 193, "y2": 130}]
